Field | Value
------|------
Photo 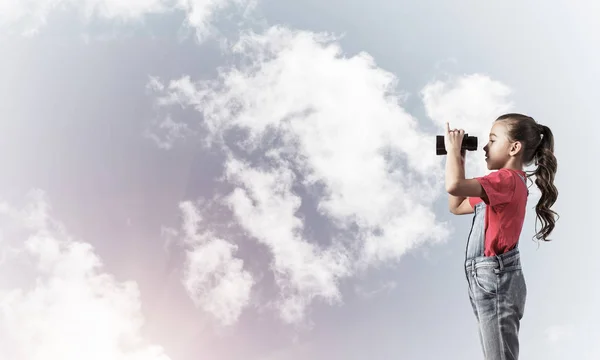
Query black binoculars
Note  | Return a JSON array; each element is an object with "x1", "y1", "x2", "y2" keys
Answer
[{"x1": 436, "y1": 134, "x2": 478, "y2": 155}]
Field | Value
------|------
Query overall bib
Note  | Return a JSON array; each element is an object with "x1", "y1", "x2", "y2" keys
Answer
[{"x1": 465, "y1": 173, "x2": 528, "y2": 360}]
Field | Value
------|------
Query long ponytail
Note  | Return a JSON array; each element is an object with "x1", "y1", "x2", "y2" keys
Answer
[{"x1": 532, "y1": 124, "x2": 559, "y2": 241}]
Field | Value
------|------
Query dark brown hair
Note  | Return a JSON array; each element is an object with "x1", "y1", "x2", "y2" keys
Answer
[{"x1": 496, "y1": 113, "x2": 559, "y2": 242}]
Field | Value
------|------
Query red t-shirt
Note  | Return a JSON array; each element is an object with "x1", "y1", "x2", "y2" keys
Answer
[{"x1": 468, "y1": 168, "x2": 528, "y2": 257}]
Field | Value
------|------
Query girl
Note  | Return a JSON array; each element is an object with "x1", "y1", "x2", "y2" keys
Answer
[{"x1": 445, "y1": 113, "x2": 559, "y2": 360}]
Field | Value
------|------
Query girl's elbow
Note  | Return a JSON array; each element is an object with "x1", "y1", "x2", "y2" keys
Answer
[{"x1": 446, "y1": 184, "x2": 458, "y2": 195}]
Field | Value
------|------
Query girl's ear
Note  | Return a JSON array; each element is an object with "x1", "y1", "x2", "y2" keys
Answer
[{"x1": 510, "y1": 141, "x2": 523, "y2": 156}]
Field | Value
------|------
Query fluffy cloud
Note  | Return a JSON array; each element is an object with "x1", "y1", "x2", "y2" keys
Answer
[
  {"x1": 169, "y1": 201, "x2": 254, "y2": 326},
  {"x1": 223, "y1": 157, "x2": 351, "y2": 323},
  {"x1": 149, "y1": 26, "x2": 515, "y2": 324},
  {"x1": 177, "y1": 0, "x2": 255, "y2": 40},
  {"x1": 421, "y1": 73, "x2": 514, "y2": 130},
  {"x1": 0, "y1": 0, "x2": 254, "y2": 38},
  {"x1": 0, "y1": 190, "x2": 172, "y2": 360}
]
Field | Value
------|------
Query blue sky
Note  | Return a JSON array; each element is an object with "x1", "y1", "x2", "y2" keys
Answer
[{"x1": 0, "y1": 1, "x2": 597, "y2": 359}]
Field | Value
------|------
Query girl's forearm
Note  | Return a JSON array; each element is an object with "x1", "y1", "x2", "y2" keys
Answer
[{"x1": 445, "y1": 149, "x2": 465, "y2": 192}]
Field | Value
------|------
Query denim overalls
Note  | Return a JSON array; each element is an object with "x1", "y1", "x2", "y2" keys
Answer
[{"x1": 465, "y1": 173, "x2": 528, "y2": 360}]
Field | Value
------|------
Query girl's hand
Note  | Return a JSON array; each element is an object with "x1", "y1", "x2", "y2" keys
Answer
[{"x1": 445, "y1": 122, "x2": 465, "y2": 155}]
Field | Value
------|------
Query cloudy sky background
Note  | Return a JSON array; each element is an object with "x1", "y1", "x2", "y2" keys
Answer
[{"x1": 0, "y1": 1, "x2": 598, "y2": 359}]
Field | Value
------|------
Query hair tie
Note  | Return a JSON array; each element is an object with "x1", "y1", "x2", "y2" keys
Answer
[
  {"x1": 537, "y1": 123, "x2": 545, "y2": 135},
  {"x1": 533, "y1": 124, "x2": 545, "y2": 158}
]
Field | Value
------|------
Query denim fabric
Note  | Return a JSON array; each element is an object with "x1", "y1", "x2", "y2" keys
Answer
[{"x1": 464, "y1": 173, "x2": 528, "y2": 360}]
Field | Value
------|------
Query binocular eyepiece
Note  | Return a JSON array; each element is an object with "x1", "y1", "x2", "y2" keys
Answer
[{"x1": 436, "y1": 134, "x2": 478, "y2": 155}]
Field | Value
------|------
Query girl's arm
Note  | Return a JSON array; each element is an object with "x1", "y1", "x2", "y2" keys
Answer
[
  {"x1": 445, "y1": 150, "x2": 488, "y2": 200},
  {"x1": 448, "y1": 149, "x2": 469, "y2": 213}
]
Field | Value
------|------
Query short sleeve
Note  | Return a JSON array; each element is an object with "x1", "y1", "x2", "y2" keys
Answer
[
  {"x1": 475, "y1": 169, "x2": 516, "y2": 208},
  {"x1": 469, "y1": 197, "x2": 482, "y2": 208}
]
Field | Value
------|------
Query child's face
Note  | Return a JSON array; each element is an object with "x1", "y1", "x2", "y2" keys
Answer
[{"x1": 483, "y1": 121, "x2": 512, "y2": 170}]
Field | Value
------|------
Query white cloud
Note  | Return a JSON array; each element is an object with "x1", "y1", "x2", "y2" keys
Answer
[
  {"x1": 224, "y1": 157, "x2": 351, "y2": 324},
  {"x1": 421, "y1": 74, "x2": 514, "y2": 129},
  {"x1": 0, "y1": 0, "x2": 254, "y2": 39},
  {"x1": 177, "y1": 0, "x2": 256, "y2": 40},
  {"x1": 0, "y1": 190, "x2": 172, "y2": 360},
  {"x1": 173, "y1": 201, "x2": 254, "y2": 326},
  {"x1": 149, "y1": 26, "x2": 517, "y2": 324}
]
